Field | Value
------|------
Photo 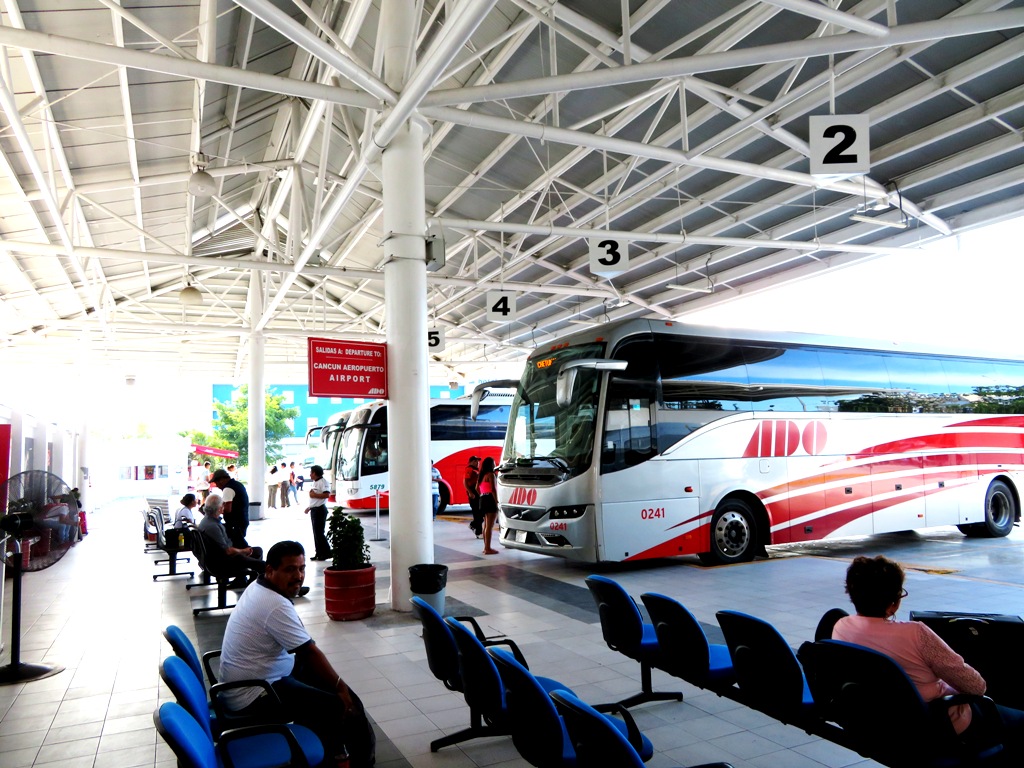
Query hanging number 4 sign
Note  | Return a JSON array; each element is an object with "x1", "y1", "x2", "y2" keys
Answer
[
  {"x1": 809, "y1": 114, "x2": 870, "y2": 175},
  {"x1": 486, "y1": 290, "x2": 517, "y2": 323},
  {"x1": 427, "y1": 328, "x2": 445, "y2": 352},
  {"x1": 588, "y1": 236, "x2": 629, "y2": 276}
]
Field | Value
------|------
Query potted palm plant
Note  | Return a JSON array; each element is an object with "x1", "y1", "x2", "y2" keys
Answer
[{"x1": 323, "y1": 507, "x2": 376, "y2": 621}]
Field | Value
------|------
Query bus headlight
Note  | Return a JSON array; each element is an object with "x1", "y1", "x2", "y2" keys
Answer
[{"x1": 548, "y1": 505, "x2": 587, "y2": 520}]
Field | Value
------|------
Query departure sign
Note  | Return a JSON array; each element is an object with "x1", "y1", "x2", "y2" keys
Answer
[{"x1": 307, "y1": 338, "x2": 387, "y2": 398}]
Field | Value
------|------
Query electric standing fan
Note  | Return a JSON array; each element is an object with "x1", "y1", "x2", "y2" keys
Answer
[{"x1": 0, "y1": 470, "x2": 80, "y2": 684}]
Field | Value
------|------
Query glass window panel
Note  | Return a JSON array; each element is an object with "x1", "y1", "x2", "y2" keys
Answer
[
  {"x1": 970, "y1": 361, "x2": 1024, "y2": 413},
  {"x1": 657, "y1": 336, "x2": 751, "y2": 414},
  {"x1": 467, "y1": 404, "x2": 511, "y2": 440},
  {"x1": 742, "y1": 346, "x2": 828, "y2": 413},
  {"x1": 942, "y1": 360, "x2": 999, "y2": 415},
  {"x1": 883, "y1": 354, "x2": 952, "y2": 413},
  {"x1": 430, "y1": 405, "x2": 466, "y2": 440},
  {"x1": 818, "y1": 350, "x2": 894, "y2": 412}
]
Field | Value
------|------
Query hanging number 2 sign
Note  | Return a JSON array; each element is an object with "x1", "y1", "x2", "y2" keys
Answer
[
  {"x1": 589, "y1": 236, "x2": 629, "y2": 276},
  {"x1": 485, "y1": 290, "x2": 517, "y2": 323},
  {"x1": 809, "y1": 114, "x2": 870, "y2": 175},
  {"x1": 427, "y1": 327, "x2": 445, "y2": 353}
]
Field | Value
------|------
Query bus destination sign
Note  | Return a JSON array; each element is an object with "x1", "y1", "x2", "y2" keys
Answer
[{"x1": 307, "y1": 337, "x2": 388, "y2": 399}]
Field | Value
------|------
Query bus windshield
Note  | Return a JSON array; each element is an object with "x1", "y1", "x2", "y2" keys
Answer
[
  {"x1": 505, "y1": 342, "x2": 605, "y2": 475},
  {"x1": 337, "y1": 407, "x2": 373, "y2": 482}
]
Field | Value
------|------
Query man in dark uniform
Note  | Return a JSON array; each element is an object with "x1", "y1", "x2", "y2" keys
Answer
[{"x1": 212, "y1": 467, "x2": 251, "y2": 548}]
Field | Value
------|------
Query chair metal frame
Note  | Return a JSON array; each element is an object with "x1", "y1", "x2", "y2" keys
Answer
[
  {"x1": 189, "y1": 529, "x2": 238, "y2": 616},
  {"x1": 150, "y1": 511, "x2": 194, "y2": 580}
]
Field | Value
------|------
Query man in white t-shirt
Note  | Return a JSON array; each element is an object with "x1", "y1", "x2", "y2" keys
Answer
[
  {"x1": 305, "y1": 465, "x2": 331, "y2": 561},
  {"x1": 218, "y1": 541, "x2": 375, "y2": 767}
]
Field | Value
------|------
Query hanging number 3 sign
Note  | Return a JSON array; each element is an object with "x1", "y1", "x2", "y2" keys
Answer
[
  {"x1": 588, "y1": 236, "x2": 629, "y2": 276},
  {"x1": 427, "y1": 328, "x2": 445, "y2": 352},
  {"x1": 809, "y1": 114, "x2": 870, "y2": 175},
  {"x1": 486, "y1": 290, "x2": 517, "y2": 323}
]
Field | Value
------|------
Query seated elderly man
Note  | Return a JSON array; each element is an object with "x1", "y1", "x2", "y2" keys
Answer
[{"x1": 197, "y1": 494, "x2": 269, "y2": 590}]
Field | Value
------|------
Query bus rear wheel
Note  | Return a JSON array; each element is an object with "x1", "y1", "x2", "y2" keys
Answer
[
  {"x1": 436, "y1": 484, "x2": 450, "y2": 516},
  {"x1": 699, "y1": 500, "x2": 757, "y2": 565}
]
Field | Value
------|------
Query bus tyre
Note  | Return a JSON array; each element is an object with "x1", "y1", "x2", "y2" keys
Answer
[
  {"x1": 437, "y1": 484, "x2": 450, "y2": 516},
  {"x1": 981, "y1": 480, "x2": 1016, "y2": 538},
  {"x1": 700, "y1": 500, "x2": 757, "y2": 565}
]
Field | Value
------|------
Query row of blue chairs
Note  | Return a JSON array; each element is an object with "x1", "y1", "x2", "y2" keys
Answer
[
  {"x1": 157, "y1": 625, "x2": 325, "y2": 768},
  {"x1": 586, "y1": 576, "x2": 1006, "y2": 768},
  {"x1": 411, "y1": 595, "x2": 733, "y2": 767}
]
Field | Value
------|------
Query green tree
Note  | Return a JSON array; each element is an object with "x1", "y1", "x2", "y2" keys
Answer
[{"x1": 180, "y1": 385, "x2": 299, "y2": 467}]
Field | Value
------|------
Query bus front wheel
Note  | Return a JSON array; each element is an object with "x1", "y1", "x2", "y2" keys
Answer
[
  {"x1": 981, "y1": 480, "x2": 1015, "y2": 537},
  {"x1": 436, "y1": 484, "x2": 450, "y2": 516},
  {"x1": 700, "y1": 500, "x2": 757, "y2": 565}
]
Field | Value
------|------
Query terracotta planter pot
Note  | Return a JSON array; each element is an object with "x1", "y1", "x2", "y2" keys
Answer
[{"x1": 324, "y1": 565, "x2": 376, "y2": 621}]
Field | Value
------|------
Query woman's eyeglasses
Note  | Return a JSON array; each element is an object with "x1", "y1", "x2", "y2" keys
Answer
[{"x1": 897, "y1": 588, "x2": 909, "y2": 600}]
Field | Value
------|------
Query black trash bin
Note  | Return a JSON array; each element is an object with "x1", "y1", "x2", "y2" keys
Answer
[{"x1": 409, "y1": 563, "x2": 448, "y2": 614}]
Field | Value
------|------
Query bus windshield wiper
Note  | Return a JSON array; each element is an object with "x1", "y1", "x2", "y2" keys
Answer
[{"x1": 536, "y1": 455, "x2": 570, "y2": 472}]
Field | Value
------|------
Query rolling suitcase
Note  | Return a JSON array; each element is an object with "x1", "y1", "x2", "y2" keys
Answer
[{"x1": 910, "y1": 610, "x2": 1024, "y2": 710}]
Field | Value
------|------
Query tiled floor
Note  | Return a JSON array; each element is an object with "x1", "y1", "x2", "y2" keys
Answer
[{"x1": 2, "y1": 497, "x2": 1024, "y2": 768}]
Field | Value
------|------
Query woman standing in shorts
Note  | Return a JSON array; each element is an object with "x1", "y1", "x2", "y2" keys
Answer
[{"x1": 478, "y1": 457, "x2": 499, "y2": 555}]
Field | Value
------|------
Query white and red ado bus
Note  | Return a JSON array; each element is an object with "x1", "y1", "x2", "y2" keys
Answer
[
  {"x1": 474, "y1": 319, "x2": 1024, "y2": 564},
  {"x1": 330, "y1": 396, "x2": 511, "y2": 512}
]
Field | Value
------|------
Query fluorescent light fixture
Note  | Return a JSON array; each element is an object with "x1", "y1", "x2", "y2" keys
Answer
[
  {"x1": 568, "y1": 319, "x2": 602, "y2": 326},
  {"x1": 849, "y1": 213, "x2": 908, "y2": 229},
  {"x1": 665, "y1": 283, "x2": 713, "y2": 293}
]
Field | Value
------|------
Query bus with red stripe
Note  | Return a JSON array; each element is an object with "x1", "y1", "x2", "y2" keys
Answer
[
  {"x1": 476, "y1": 319, "x2": 1024, "y2": 564},
  {"x1": 330, "y1": 396, "x2": 511, "y2": 513}
]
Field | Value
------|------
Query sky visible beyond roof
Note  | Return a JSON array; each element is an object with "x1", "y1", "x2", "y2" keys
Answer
[{"x1": 684, "y1": 216, "x2": 1023, "y2": 358}]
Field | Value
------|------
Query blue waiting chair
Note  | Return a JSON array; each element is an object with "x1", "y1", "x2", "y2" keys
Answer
[
  {"x1": 715, "y1": 610, "x2": 814, "y2": 725},
  {"x1": 551, "y1": 690, "x2": 734, "y2": 768},
  {"x1": 443, "y1": 615, "x2": 574, "y2": 754},
  {"x1": 159, "y1": 656, "x2": 324, "y2": 767},
  {"x1": 410, "y1": 595, "x2": 511, "y2": 693},
  {"x1": 585, "y1": 575, "x2": 682, "y2": 708},
  {"x1": 154, "y1": 701, "x2": 313, "y2": 768},
  {"x1": 640, "y1": 593, "x2": 735, "y2": 692},
  {"x1": 798, "y1": 639, "x2": 1004, "y2": 767},
  {"x1": 489, "y1": 646, "x2": 654, "y2": 766},
  {"x1": 163, "y1": 624, "x2": 220, "y2": 688}
]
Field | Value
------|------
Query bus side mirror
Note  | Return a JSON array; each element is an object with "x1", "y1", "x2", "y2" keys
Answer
[
  {"x1": 555, "y1": 359, "x2": 628, "y2": 407},
  {"x1": 470, "y1": 379, "x2": 519, "y2": 419}
]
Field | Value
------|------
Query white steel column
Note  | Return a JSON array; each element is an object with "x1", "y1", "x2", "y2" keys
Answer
[
  {"x1": 78, "y1": 425, "x2": 89, "y2": 512},
  {"x1": 247, "y1": 274, "x2": 266, "y2": 509},
  {"x1": 51, "y1": 430, "x2": 65, "y2": 484},
  {"x1": 382, "y1": 0, "x2": 431, "y2": 611},
  {"x1": 32, "y1": 421, "x2": 47, "y2": 472},
  {"x1": 8, "y1": 411, "x2": 24, "y2": 476}
]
